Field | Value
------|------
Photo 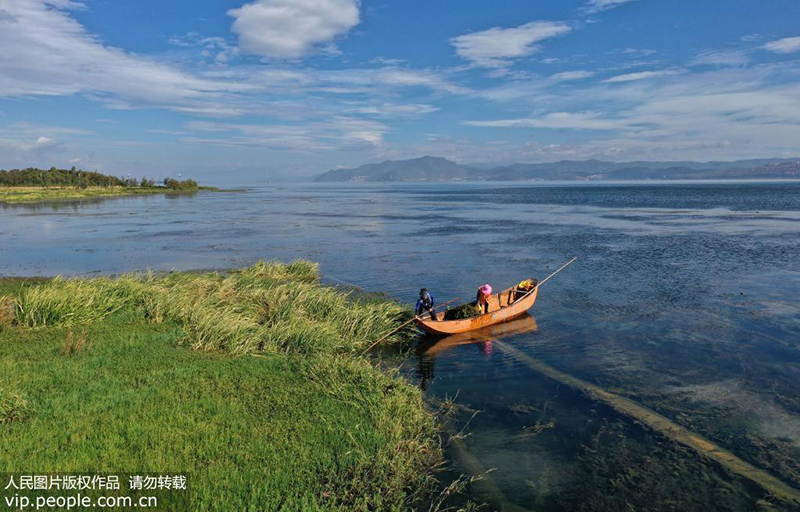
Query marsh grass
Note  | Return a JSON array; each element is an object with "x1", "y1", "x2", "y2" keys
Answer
[
  {"x1": 0, "y1": 186, "x2": 224, "y2": 204},
  {"x1": 1, "y1": 262, "x2": 440, "y2": 510},
  {"x1": 14, "y1": 260, "x2": 415, "y2": 355},
  {"x1": 15, "y1": 276, "x2": 137, "y2": 327},
  {"x1": 0, "y1": 186, "x2": 167, "y2": 203}
]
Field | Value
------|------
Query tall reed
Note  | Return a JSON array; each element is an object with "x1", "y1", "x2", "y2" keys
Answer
[{"x1": 13, "y1": 261, "x2": 415, "y2": 355}]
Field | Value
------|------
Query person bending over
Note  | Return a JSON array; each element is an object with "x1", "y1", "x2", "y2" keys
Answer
[
  {"x1": 476, "y1": 284, "x2": 492, "y2": 315},
  {"x1": 416, "y1": 288, "x2": 438, "y2": 321}
]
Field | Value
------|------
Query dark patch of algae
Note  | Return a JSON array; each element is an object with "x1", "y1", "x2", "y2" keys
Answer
[{"x1": 494, "y1": 340, "x2": 800, "y2": 508}]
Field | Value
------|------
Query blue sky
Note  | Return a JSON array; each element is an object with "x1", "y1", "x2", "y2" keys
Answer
[{"x1": 1, "y1": 0, "x2": 799, "y2": 183}]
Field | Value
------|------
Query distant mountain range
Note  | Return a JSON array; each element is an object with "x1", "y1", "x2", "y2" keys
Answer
[{"x1": 313, "y1": 156, "x2": 800, "y2": 182}]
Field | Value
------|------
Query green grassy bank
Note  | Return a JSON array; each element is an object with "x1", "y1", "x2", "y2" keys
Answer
[
  {"x1": 0, "y1": 262, "x2": 441, "y2": 511},
  {"x1": 0, "y1": 185, "x2": 221, "y2": 204}
]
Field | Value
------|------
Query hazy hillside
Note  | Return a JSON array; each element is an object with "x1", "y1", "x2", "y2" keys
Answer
[{"x1": 313, "y1": 156, "x2": 471, "y2": 182}]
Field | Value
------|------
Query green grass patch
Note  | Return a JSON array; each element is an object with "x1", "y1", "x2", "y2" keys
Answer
[
  {"x1": 0, "y1": 186, "x2": 224, "y2": 204},
  {"x1": 0, "y1": 263, "x2": 440, "y2": 510},
  {"x1": 0, "y1": 387, "x2": 30, "y2": 424}
]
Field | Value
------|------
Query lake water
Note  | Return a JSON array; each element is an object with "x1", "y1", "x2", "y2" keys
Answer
[{"x1": 3, "y1": 181, "x2": 800, "y2": 510}]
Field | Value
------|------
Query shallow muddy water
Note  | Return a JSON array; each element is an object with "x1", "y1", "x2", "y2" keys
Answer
[{"x1": 3, "y1": 181, "x2": 800, "y2": 510}]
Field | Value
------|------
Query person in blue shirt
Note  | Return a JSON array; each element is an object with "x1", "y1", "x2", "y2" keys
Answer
[{"x1": 415, "y1": 288, "x2": 438, "y2": 320}]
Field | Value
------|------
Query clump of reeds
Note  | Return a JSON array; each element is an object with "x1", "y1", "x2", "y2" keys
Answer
[
  {"x1": 13, "y1": 260, "x2": 415, "y2": 355},
  {"x1": 235, "y1": 259, "x2": 319, "y2": 283},
  {"x1": 15, "y1": 276, "x2": 146, "y2": 327},
  {"x1": 0, "y1": 388, "x2": 30, "y2": 424}
]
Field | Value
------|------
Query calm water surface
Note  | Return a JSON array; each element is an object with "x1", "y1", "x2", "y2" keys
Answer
[{"x1": 3, "y1": 181, "x2": 800, "y2": 510}]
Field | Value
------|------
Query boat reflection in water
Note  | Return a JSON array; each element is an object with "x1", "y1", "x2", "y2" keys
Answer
[{"x1": 416, "y1": 314, "x2": 537, "y2": 390}]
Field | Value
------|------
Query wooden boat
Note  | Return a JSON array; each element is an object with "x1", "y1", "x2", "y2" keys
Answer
[
  {"x1": 415, "y1": 282, "x2": 539, "y2": 335},
  {"x1": 419, "y1": 314, "x2": 538, "y2": 356}
]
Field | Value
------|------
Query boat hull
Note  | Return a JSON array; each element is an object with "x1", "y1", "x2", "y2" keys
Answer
[
  {"x1": 415, "y1": 286, "x2": 538, "y2": 335},
  {"x1": 419, "y1": 314, "x2": 538, "y2": 356}
]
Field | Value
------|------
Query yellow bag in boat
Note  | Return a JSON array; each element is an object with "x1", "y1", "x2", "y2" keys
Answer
[{"x1": 517, "y1": 279, "x2": 534, "y2": 290}]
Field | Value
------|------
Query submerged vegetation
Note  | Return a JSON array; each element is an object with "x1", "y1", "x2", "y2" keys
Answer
[
  {"x1": 0, "y1": 167, "x2": 217, "y2": 203},
  {"x1": 0, "y1": 262, "x2": 441, "y2": 510}
]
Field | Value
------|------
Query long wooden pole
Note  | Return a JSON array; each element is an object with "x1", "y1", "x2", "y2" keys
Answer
[{"x1": 361, "y1": 297, "x2": 460, "y2": 354}]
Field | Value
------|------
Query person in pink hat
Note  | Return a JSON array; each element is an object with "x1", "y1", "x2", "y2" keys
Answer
[{"x1": 476, "y1": 284, "x2": 492, "y2": 315}]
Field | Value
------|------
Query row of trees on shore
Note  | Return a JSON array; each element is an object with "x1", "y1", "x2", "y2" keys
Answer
[{"x1": 0, "y1": 167, "x2": 198, "y2": 189}]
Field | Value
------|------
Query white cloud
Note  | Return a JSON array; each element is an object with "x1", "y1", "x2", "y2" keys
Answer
[
  {"x1": 689, "y1": 49, "x2": 749, "y2": 67},
  {"x1": 463, "y1": 64, "x2": 800, "y2": 161},
  {"x1": 740, "y1": 34, "x2": 764, "y2": 43},
  {"x1": 0, "y1": 0, "x2": 467, "y2": 130},
  {"x1": 465, "y1": 111, "x2": 619, "y2": 130},
  {"x1": 0, "y1": 135, "x2": 65, "y2": 169},
  {"x1": 351, "y1": 103, "x2": 439, "y2": 117},
  {"x1": 621, "y1": 48, "x2": 655, "y2": 56},
  {"x1": 551, "y1": 70, "x2": 595, "y2": 81},
  {"x1": 375, "y1": 136, "x2": 616, "y2": 166},
  {"x1": 450, "y1": 21, "x2": 572, "y2": 68},
  {"x1": 314, "y1": 67, "x2": 472, "y2": 95},
  {"x1": 582, "y1": 0, "x2": 639, "y2": 15},
  {"x1": 632, "y1": 89, "x2": 800, "y2": 127},
  {"x1": 0, "y1": 0, "x2": 250, "y2": 113},
  {"x1": 30, "y1": 136, "x2": 55, "y2": 149},
  {"x1": 763, "y1": 36, "x2": 800, "y2": 54},
  {"x1": 228, "y1": 0, "x2": 360, "y2": 59},
  {"x1": 147, "y1": 129, "x2": 190, "y2": 136},
  {"x1": 184, "y1": 117, "x2": 387, "y2": 151},
  {"x1": 0, "y1": 122, "x2": 106, "y2": 169},
  {"x1": 169, "y1": 32, "x2": 240, "y2": 65},
  {"x1": 0, "y1": 122, "x2": 96, "y2": 138},
  {"x1": 603, "y1": 69, "x2": 685, "y2": 83},
  {"x1": 3, "y1": 0, "x2": 799, "y2": 172}
]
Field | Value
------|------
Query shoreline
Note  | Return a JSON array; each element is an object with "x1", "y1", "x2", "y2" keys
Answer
[{"x1": 0, "y1": 185, "x2": 232, "y2": 204}]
